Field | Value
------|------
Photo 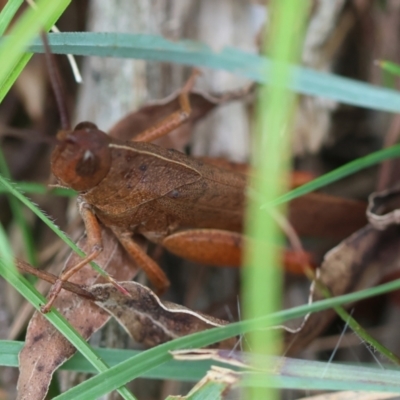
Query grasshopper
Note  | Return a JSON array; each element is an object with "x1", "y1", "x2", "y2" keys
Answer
[{"x1": 45, "y1": 71, "x2": 248, "y2": 311}]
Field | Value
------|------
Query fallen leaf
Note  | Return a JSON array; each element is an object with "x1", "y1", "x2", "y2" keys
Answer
[
  {"x1": 367, "y1": 185, "x2": 400, "y2": 230},
  {"x1": 90, "y1": 281, "x2": 238, "y2": 350},
  {"x1": 287, "y1": 186, "x2": 400, "y2": 354}
]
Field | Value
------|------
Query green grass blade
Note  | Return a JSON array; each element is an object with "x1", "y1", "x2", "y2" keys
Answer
[
  {"x1": 0, "y1": 340, "x2": 22, "y2": 367},
  {"x1": 0, "y1": 53, "x2": 31, "y2": 100},
  {"x1": 242, "y1": 369, "x2": 400, "y2": 392},
  {"x1": 378, "y1": 60, "x2": 400, "y2": 77},
  {"x1": 23, "y1": 32, "x2": 400, "y2": 113},
  {"x1": 0, "y1": 0, "x2": 71, "y2": 102},
  {"x1": 0, "y1": 181, "x2": 76, "y2": 196},
  {"x1": 4, "y1": 341, "x2": 400, "y2": 393},
  {"x1": 243, "y1": 1, "x2": 309, "y2": 399},
  {"x1": 0, "y1": 0, "x2": 24, "y2": 35},
  {"x1": 0, "y1": 341, "x2": 230, "y2": 381}
]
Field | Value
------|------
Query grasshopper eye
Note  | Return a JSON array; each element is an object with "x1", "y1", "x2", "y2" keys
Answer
[
  {"x1": 76, "y1": 149, "x2": 98, "y2": 177},
  {"x1": 51, "y1": 127, "x2": 112, "y2": 191}
]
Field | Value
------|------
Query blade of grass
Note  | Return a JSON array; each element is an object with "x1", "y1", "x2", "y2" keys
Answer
[
  {"x1": 4, "y1": 340, "x2": 400, "y2": 392},
  {"x1": 243, "y1": 1, "x2": 309, "y2": 399},
  {"x1": 0, "y1": 341, "x2": 231, "y2": 381},
  {"x1": 25, "y1": 32, "x2": 400, "y2": 113},
  {"x1": 0, "y1": 181, "x2": 76, "y2": 196},
  {"x1": 377, "y1": 60, "x2": 400, "y2": 77},
  {"x1": 0, "y1": 0, "x2": 71, "y2": 102},
  {"x1": 0, "y1": 0, "x2": 24, "y2": 35}
]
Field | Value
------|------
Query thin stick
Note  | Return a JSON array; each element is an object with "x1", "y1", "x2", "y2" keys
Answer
[{"x1": 40, "y1": 31, "x2": 70, "y2": 131}]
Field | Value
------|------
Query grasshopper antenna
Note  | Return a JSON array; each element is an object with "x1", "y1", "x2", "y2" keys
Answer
[{"x1": 40, "y1": 31, "x2": 71, "y2": 131}]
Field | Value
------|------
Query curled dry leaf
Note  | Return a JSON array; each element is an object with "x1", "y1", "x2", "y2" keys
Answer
[
  {"x1": 287, "y1": 186, "x2": 400, "y2": 354},
  {"x1": 108, "y1": 85, "x2": 254, "y2": 151},
  {"x1": 171, "y1": 349, "x2": 249, "y2": 370},
  {"x1": 89, "y1": 281, "x2": 238, "y2": 350},
  {"x1": 367, "y1": 185, "x2": 400, "y2": 230},
  {"x1": 17, "y1": 227, "x2": 139, "y2": 400}
]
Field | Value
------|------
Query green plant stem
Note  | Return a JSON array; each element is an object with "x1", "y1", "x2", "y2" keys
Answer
[
  {"x1": 243, "y1": 1, "x2": 310, "y2": 399},
  {"x1": 23, "y1": 32, "x2": 400, "y2": 113},
  {"x1": 0, "y1": 181, "x2": 76, "y2": 196},
  {"x1": 0, "y1": 0, "x2": 24, "y2": 35},
  {"x1": 0, "y1": 0, "x2": 71, "y2": 102}
]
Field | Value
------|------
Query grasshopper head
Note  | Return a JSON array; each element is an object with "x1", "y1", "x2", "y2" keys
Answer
[{"x1": 51, "y1": 122, "x2": 112, "y2": 192}]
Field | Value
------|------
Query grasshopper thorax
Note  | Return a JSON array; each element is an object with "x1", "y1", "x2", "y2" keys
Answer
[{"x1": 51, "y1": 122, "x2": 112, "y2": 192}]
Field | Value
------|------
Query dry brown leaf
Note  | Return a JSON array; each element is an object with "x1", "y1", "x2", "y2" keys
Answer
[
  {"x1": 171, "y1": 349, "x2": 249, "y2": 370},
  {"x1": 89, "y1": 281, "x2": 238, "y2": 350},
  {"x1": 286, "y1": 225, "x2": 397, "y2": 354},
  {"x1": 17, "y1": 227, "x2": 139, "y2": 400},
  {"x1": 16, "y1": 245, "x2": 237, "y2": 400},
  {"x1": 287, "y1": 187, "x2": 400, "y2": 354},
  {"x1": 367, "y1": 186, "x2": 400, "y2": 230}
]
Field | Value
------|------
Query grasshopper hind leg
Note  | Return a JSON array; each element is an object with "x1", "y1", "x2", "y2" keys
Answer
[{"x1": 111, "y1": 228, "x2": 170, "y2": 295}]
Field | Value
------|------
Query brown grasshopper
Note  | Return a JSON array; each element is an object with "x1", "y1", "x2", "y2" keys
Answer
[{"x1": 45, "y1": 71, "x2": 247, "y2": 312}]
